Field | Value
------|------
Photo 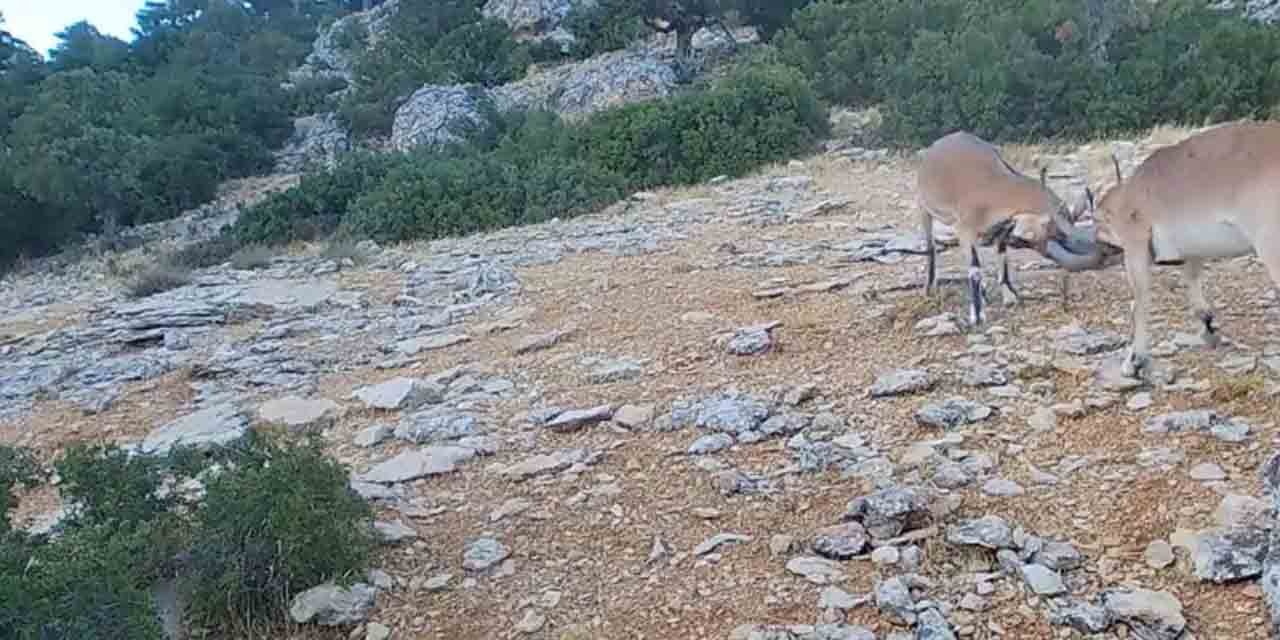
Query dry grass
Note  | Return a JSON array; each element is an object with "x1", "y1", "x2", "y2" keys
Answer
[{"x1": 230, "y1": 244, "x2": 277, "y2": 271}]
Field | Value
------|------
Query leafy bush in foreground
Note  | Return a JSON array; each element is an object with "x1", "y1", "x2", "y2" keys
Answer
[
  {"x1": 185, "y1": 434, "x2": 374, "y2": 629},
  {"x1": 0, "y1": 433, "x2": 374, "y2": 638}
]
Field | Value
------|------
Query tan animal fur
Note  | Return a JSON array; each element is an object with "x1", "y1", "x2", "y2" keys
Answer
[
  {"x1": 1065, "y1": 120, "x2": 1280, "y2": 379},
  {"x1": 917, "y1": 131, "x2": 1091, "y2": 326}
]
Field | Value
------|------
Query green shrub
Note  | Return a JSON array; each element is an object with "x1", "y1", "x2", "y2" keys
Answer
[
  {"x1": 563, "y1": 0, "x2": 649, "y2": 59},
  {"x1": 579, "y1": 61, "x2": 830, "y2": 188},
  {"x1": 232, "y1": 150, "x2": 398, "y2": 246},
  {"x1": 2, "y1": 434, "x2": 374, "y2": 638},
  {"x1": 7, "y1": 523, "x2": 167, "y2": 640},
  {"x1": 185, "y1": 434, "x2": 374, "y2": 629},
  {"x1": 56, "y1": 443, "x2": 173, "y2": 527},
  {"x1": 163, "y1": 234, "x2": 239, "y2": 270},
  {"x1": 286, "y1": 74, "x2": 350, "y2": 116},
  {"x1": 781, "y1": 0, "x2": 1280, "y2": 147},
  {"x1": 0, "y1": 446, "x2": 42, "y2": 533}
]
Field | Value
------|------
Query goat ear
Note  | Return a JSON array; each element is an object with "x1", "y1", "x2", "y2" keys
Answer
[{"x1": 1111, "y1": 155, "x2": 1123, "y2": 183}]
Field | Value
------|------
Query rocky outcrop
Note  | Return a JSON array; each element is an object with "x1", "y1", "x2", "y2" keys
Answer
[
  {"x1": 290, "y1": 0, "x2": 401, "y2": 84},
  {"x1": 391, "y1": 84, "x2": 493, "y2": 152},
  {"x1": 490, "y1": 47, "x2": 679, "y2": 120},
  {"x1": 482, "y1": 0, "x2": 593, "y2": 35},
  {"x1": 1210, "y1": 0, "x2": 1280, "y2": 22},
  {"x1": 274, "y1": 113, "x2": 351, "y2": 174}
]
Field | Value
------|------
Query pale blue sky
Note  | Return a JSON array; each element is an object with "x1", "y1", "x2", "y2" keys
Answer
[{"x1": 1, "y1": 1, "x2": 145, "y2": 57}]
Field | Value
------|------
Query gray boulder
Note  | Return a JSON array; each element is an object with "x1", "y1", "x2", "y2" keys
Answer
[
  {"x1": 289, "y1": 582, "x2": 376, "y2": 625},
  {"x1": 274, "y1": 113, "x2": 350, "y2": 174},
  {"x1": 391, "y1": 84, "x2": 493, "y2": 152}
]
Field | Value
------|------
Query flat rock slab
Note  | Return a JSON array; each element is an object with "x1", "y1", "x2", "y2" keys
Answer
[
  {"x1": 868, "y1": 369, "x2": 933, "y2": 398},
  {"x1": 354, "y1": 377, "x2": 444, "y2": 411},
  {"x1": 498, "y1": 449, "x2": 591, "y2": 481},
  {"x1": 257, "y1": 396, "x2": 340, "y2": 431},
  {"x1": 543, "y1": 405, "x2": 614, "y2": 432},
  {"x1": 358, "y1": 446, "x2": 478, "y2": 484},
  {"x1": 786, "y1": 556, "x2": 847, "y2": 584},
  {"x1": 395, "y1": 333, "x2": 471, "y2": 355},
  {"x1": 234, "y1": 279, "x2": 338, "y2": 311},
  {"x1": 138, "y1": 403, "x2": 250, "y2": 456}
]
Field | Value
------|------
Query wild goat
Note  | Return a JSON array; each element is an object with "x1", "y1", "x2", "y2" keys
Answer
[
  {"x1": 1048, "y1": 120, "x2": 1280, "y2": 379},
  {"x1": 917, "y1": 131, "x2": 1094, "y2": 326}
]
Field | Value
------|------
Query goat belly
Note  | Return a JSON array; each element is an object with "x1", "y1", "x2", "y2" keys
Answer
[{"x1": 1150, "y1": 221, "x2": 1254, "y2": 263}]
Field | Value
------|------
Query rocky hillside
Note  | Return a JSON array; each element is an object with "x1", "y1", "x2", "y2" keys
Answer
[
  {"x1": 3, "y1": 122, "x2": 1279, "y2": 639},
  {"x1": 276, "y1": 0, "x2": 755, "y2": 172}
]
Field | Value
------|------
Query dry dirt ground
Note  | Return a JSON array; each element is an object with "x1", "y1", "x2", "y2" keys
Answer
[{"x1": 3, "y1": 125, "x2": 1280, "y2": 640}]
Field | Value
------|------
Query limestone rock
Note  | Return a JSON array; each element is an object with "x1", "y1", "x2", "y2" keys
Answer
[
  {"x1": 257, "y1": 395, "x2": 340, "y2": 431},
  {"x1": 290, "y1": 582, "x2": 376, "y2": 625},
  {"x1": 391, "y1": 84, "x2": 492, "y2": 151}
]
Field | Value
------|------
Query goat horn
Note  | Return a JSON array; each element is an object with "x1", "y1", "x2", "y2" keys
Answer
[{"x1": 1111, "y1": 154, "x2": 1122, "y2": 183}]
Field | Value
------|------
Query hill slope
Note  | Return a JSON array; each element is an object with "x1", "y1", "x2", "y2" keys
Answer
[{"x1": 3, "y1": 125, "x2": 1279, "y2": 639}]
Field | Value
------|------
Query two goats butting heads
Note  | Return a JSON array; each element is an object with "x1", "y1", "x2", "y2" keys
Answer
[{"x1": 916, "y1": 130, "x2": 1099, "y2": 326}]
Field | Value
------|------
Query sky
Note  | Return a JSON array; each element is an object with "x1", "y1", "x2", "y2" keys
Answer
[{"x1": 0, "y1": 1, "x2": 146, "y2": 57}]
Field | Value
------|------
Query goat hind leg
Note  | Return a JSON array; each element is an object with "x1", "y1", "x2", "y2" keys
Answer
[
  {"x1": 1182, "y1": 258, "x2": 1221, "y2": 347},
  {"x1": 965, "y1": 240, "x2": 985, "y2": 326},
  {"x1": 998, "y1": 233, "x2": 1020, "y2": 306},
  {"x1": 1121, "y1": 248, "x2": 1155, "y2": 379},
  {"x1": 921, "y1": 208, "x2": 937, "y2": 296}
]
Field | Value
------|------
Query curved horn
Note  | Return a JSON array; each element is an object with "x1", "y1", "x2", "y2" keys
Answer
[
  {"x1": 1039, "y1": 165, "x2": 1049, "y2": 187},
  {"x1": 1085, "y1": 186, "x2": 1095, "y2": 210},
  {"x1": 1111, "y1": 154, "x2": 1122, "y2": 183},
  {"x1": 1046, "y1": 238, "x2": 1103, "y2": 272}
]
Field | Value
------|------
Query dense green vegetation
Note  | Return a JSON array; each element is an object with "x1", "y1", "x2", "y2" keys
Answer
[
  {"x1": 234, "y1": 60, "x2": 829, "y2": 246},
  {"x1": 5, "y1": 0, "x2": 1280, "y2": 278},
  {"x1": 777, "y1": 0, "x2": 1280, "y2": 145},
  {"x1": 0, "y1": 2, "x2": 362, "y2": 271},
  {"x1": 0, "y1": 434, "x2": 373, "y2": 639}
]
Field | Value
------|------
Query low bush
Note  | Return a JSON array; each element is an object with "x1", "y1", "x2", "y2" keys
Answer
[
  {"x1": 162, "y1": 233, "x2": 240, "y2": 271},
  {"x1": 0, "y1": 445, "x2": 42, "y2": 533},
  {"x1": 286, "y1": 75, "x2": 350, "y2": 117},
  {"x1": 232, "y1": 150, "x2": 398, "y2": 246},
  {"x1": 578, "y1": 61, "x2": 830, "y2": 189},
  {"x1": 125, "y1": 262, "x2": 193, "y2": 298},
  {"x1": 229, "y1": 244, "x2": 276, "y2": 270},
  {"x1": 0, "y1": 434, "x2": 374, "y2": 638},
  {"x1": 562, "y1": 0, "x2": 649, "y2": 59},
  {"x1": 185, "y1": 434, "x2": 374, "y2": 629}
]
